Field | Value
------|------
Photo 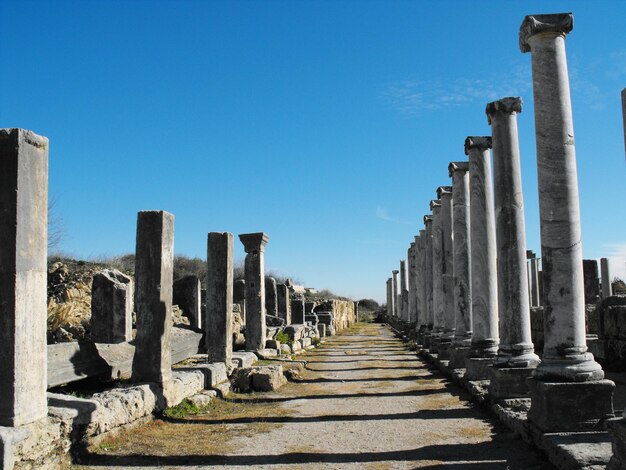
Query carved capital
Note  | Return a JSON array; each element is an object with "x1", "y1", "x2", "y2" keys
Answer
[
  {"x1": 486, "y1": 97, "x2": 523, "y2": 124},
  {"x1": 448, "y1": 161, "x2": 469, "y2": 177},
  {"x1": 436, "y1": 186, "x2": 453, "y2": 199},
  {"x1": 423, "y1": 215, "x2": 433, "y2": 225},
  {"x1": 464, "y1": 136, "x2": 492, "y2": 155},
  {"x1": 519, "y1": 13, "x2": 573, "y2": 53},
  {"x1": 239, "y1": 232, "x2": 270, "y2": 253},
  {"x1": 392, "y1": 270, "x2": 399, "y2": 275},
  {"x1": 430, "y1": 199, "x2": 441, "y2": 211}
]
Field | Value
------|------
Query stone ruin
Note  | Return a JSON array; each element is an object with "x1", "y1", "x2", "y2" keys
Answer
[
  {"x1": 384, "y1": 12, "x2": 626, "y2": 470},
  {"x1": 0, "y1": 127, "x2": 357, "y2": 468}
]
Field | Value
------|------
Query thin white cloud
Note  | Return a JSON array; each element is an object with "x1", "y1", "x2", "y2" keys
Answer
[
  {"x1": 603, "y1": 242, "x2": 626, "y2": 281},
  {"x1": 375, "y1": 205, "x2": 416, "y2": 226}
]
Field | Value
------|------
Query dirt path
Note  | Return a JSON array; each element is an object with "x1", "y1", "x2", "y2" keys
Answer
[{"x1": 79, "y1": 323, "x2": 553, "y2": 469}]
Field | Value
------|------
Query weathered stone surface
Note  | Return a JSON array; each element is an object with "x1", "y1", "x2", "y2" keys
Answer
[
  {"x1": 465, "y1": 357, "x2": 494, "y2": 381},
  {"x1": 231, "y1": 351, "x2": 257, "y2": 369},
  {"x1": 276, "y1": 283, "x2": 291, "y2": 324},
  {"x1": 318, "y1": 323, "x2": 326, "y2": 337},
  {"x1": 430, "y1": 199, "x2": 444, "y2": 331},
  {"x1": 0, "y1": 128, "x2": 49, "y2": 427},
  {"x1": 305, "y1": 301, "x2": 316, "y2": 315},
  {"x1": 266, "y1": 314, "x2": 285, "y2": 327},
  {"x1": 206, "y1": 232, "x2": 234, "y2": 364},
  {"x1": 284, "y1": 324, "x2": 306, "y2": 341},
  {"x1": 187, "y1": 390, "x2": 218, "y2": 408},
  {"x1": 173, "y1": 275, "x2": 201, "y2": 329},
  {"x1": 175, "y1": 359, "x2": 228, "y2": 388},
  {"x1": 265, "y1": 339, "x2": 280, "y2": 350},
  {"x1": 291, "y1": 297, "x2": 305, "y2": 324},
  {"x1": 234, "y1": 279, "x2": 246, "y2": 323},
  {"x1": 239, "y1": 232, "x2": 269, "y2": 351},
  {"x1": 132, "y1": 211, "x2": 175, "y2": 399},
  {"x1": 231, "y1": 366, "x2": 286, "y2": 392},
  {"x1": 437, "y1": 186, "x2": 455, "y2": 339},
  {"x1": 527, "y1": 378, "x2": 615, "y2": 432},
  {"x1": 488, "y1": 366, "x2": 534, "y2": 399},
  {"x1": 280, "y1": 344, "x2": 291, "y2": 355},
  {"x1": 392, "y1": 270, "x2": 399, "y2": 317},
  {"x1": 91, "y1": 269, "x2": 133, "y2": 344},
  {"x1": 265, "y1": 277, "x2": 278, "y2": 318},
  {"x1": 423, "y1": 215, "x2": 434, "y2": 327},
  {"x1": 290, "y1": 340, "x2": 302, "y2": 353},
  {"x1": 300, "y1": 337, "x2": 312, "y2": 349},
  {"x1": 305, "y1": 314, "x2": 318, "y2": 326},
  {"x1": 583, "y1": 259, "x2": 601, "y2": 305},
  {"x1": 602, "y1": 258, "x2": 614, "y2": 298}
]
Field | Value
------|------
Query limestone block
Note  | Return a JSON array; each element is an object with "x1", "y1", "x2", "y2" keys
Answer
[
  {"x1": 266, "y1": 315, "x2": 285, "y2": 327},
  {"x1": 305, "y1": 314, "x2": 319, "y2": 326},
  {"x1": 284, "y1": 325, "x2": 306, "y2": 341},
  {"x1": 290, "y1": 341, "x2": 302, "y2": 353},
  {"x1": 266, "y1": 339, "x2": 281, "y2": 350},
  {"x1": 91, "y1": 269, "x2": 133, "y2": 343},
  {"x1": 231, "y1": 366, "x2": 286, "y2": 392},
  {"x1": 231, "y1": 351, "x2": 257, "y2": 369},
  {"x1": 487, "y1": 366, "x2": 535, "y2": 399},
  {"x1": 0, "y1": 418, "x2": 64, "y2": 470},
  {"x1": 169, "y1": 370, "x2": 205, "y2": 406},
  {"x1": 255, "y1": 348, "x2": 278, "y2": 359},
  {"x1": 188, "y1": 390, "x2": 217, "y2": 408},
  {"x1": 465, "y1": 357, "x2": 494, "y2": 381},
  {"x1": 175, "y1": 361, "x2": 228, "y2": 388},
  {"x1": 280, "y1": 344, "x2": 291, "y2": 355},
  {"x1": 600, "y1": 297, "x2": 626, "y2": 339},
  {"x1": 300, "y1": 337, "x2": 312, "y2": 349},
  {"x1": 318, "y1": 323, "x2": 326, "y2": 337}
]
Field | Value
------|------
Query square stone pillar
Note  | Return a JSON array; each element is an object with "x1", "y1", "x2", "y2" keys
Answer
[
  {"x1": 601, "y1": 258, "x2": 613, "y2": 298},
  {"x1": 430, "y1": 199, "x2": 444, "y2": 333},
  {"x1": 622, "y1": 88, "x2": 626, "y2": 158},
  {"x1": 423, "y1": 215, "x2": 434, "y2": 329},
  {"x1": 132, "y1": 211, "x2": 175, "y2": 396},
  {"x1": 400, "y1": 259, "x2": 409, "y2": 321},
  {"x1": 437, "y1": 186, "x2": 455, "y2": 343},
  {"x1": 408, "y1": 243, "x2": 417, "y2": 324},
  {"x1": 239, "y1": 232, "x2": 269, "y2": 350},
  {"x1": 277, "y1": 283, "x2": 292, "y2": 324},
  {"x1": 0, "y1": 128, "x2": 48, "y2": 427},
  {"x1": 415, "y1": 233, "x2": 424, "y2": 328},
  {"x1": 206, "y1": 232, "x2": 233, "y2": 364},
  {"x1": 91, "y1": 269, "x2": 134, "y2": 343},
  {"x1": 583, "y1": 259, "x2": 600, "y2": 305},
  {"x1": 265, "y1": 277, "x2": 278, "y2": 317},
  {"x1": 521, "y1": 12, "x2": 613, "y2": 431},
  {"x1": 292, "y1": 296, "x2": 305, "y2": 324},
  {"x1": 173, "y1": 275, "x2": 201, "y2": 329},
  {"x1": 392, "y1": 270, "x2": 399, "y2": 317},
  {"x1": 386, "y1": 278, "x2": 394, "y2": 317}
]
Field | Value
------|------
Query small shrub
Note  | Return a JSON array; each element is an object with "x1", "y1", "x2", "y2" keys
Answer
[
  {"x1": 163, "y1": 399, "x2": 199, "y2": 419},
  {"x1": 312, "y1": 337, "x2": 321, "y2": 347},
  {"x1": 275, "y1": 331, "x2": 292, "y2": 345}
]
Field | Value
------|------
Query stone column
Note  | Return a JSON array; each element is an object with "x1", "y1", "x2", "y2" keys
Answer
[
  {"x1": 582, "y1": 259, "x2": 600, "y2": 305},
  {"x1": 408, "y1": 243, "x2": 417, "y2": 324},
  {"x1": 487, "y1": 97, "x2": 540, "y2": 398},
  {"x1": 206, "y1": 232, "x2": 233, "y2": 364},
  {"x1": 529, "y1": 256, "x2": 541, "y2": 307},
  {"x1": 601, "y1": 258, "x2": 613, "y2": 298},
  {"x1": 239, "y1": 232, "x2": 269, "y2": 351},
  {"x1": 430, "y1": 199, "x2": 444, "y2": 333},
  {"x1": 437, "y1": 186, "x2": 455, "y2": 344},
  {"x1": 0, "y1": 128, "x2": 48, "y2": 427},
  {"x1": 173, "y1": 275, "x2": 201, "y2": 329},
  {"x1": 423, "y1": 215, "x2": 434, "y2": 328},
  {"x1": 266, "y1": 277, "x2": 278, "y2": 317},
  {"x1": 132, "y1": 211, "x2": 175, "y2": 398},
  {"x1": 277, "y1": 283, "x2": 292, "y2": 324},
  {"x1": 448, "y1": 162, "x2": 472, "y2": 369},
  {"x1": 521, "y1": 13, "x2": 612, "y2": 431},
  {"x1": 414, "y1": 234, "x2": 423, "y2": 327},
  {"x1": 91, "y1": 269, "x2": 134, "y2": 343},
  {"x1": 386, "y1": 278, "x2": 394, "y2": 317},
  {"x1": 392, "y1": 270, "x2": 399, "y2": 317},
  {"x1": 622, "y1": 88, "x2": 626, "y2": 158},
  {"x1": 400, "y1": 259, "x2": 409, "y2": 321},
  {"x1": 292, "y1": 296, "x2": 305, "y2": 324},
  {"x1": 465, "y1": 136, "x2": 499, "y2": 379}
]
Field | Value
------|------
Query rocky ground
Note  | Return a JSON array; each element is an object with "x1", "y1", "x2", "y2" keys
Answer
[{"x1": 74, "y1": 323, "x2": 554, "y2": 469}]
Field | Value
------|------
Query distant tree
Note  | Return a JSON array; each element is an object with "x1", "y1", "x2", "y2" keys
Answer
[
  {"x1": 174, "y1": 255, "x2": 207, "y2": 285},
  {"x1": 613, "y1": 277, "x2": 626, "y2": 295},
  {"x1": 358, "y1": 299, "x2": 379, "y2": 311}
]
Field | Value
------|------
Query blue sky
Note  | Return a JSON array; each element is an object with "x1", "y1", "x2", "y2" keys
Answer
[{"x1": 1, "y1": 1, "x2": 625, "y2": 302}]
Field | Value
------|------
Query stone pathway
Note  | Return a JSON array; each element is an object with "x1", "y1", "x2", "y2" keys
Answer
[{"x1": 78, "y1": 323, "x2": 554, "y2": 469}]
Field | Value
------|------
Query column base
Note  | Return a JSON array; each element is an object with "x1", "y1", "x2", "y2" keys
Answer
[
  {"x1": 487, "y1": 366, "x2": 536, "y2": 399},
  {"x1": 437, "y1": 340, "x2": 453, "y2": 360},
  {"x1": 430, "y1": 335, "x2": 442, "y2": 354},
  {"x1": 449, "y1": 346, "x2": 471, "y2": 369},
  {"x1": 607, "y1": 418, "x2": 626, "y2": 470},
  {"x1": 527, "y1": 378, "x2": 615, "y2": 432},
  {"x1": 465, "y1": 357, "x2": 494, "y2": 381}
]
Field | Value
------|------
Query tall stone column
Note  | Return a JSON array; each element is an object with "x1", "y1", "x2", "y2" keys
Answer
[
  {"x1": 408, "y1": 243, "x2": 417, "y2": 324},
  {"x1": 239, "y1": 233, "x2": 269, "y2": 350},
  {"x1": 91, "y1": 269, "x2": 134, "y2": 343},
  {"x1": 430, "y1": 199, "x2": 444, "y2": 333},
  {"x1": 527, "y1": 252, "x2": 541, "y2": 307},
  {"x1": 423, "y1": 215, "x2": 434, "y2": 328},
  {"x1": 448, "y1": 162, "x2": 472, "y2": 369},
  {"x1": 414, "y1": 234, "x2": 423, "y2": 327},
  {"x1": 392, "y1": 270, "x2": 399, "y2": 317},
  {"x1": 487, "y1": 97, "x2": 540, "y2": 398},
  {"x1": 601, "y1": 258, "x2": 613, "y2": 297},
  {"x1": 132, "y1": 211, "x2": 175, "y2": 398},
  {"x1": 417, "y1": 230, "x2": 426, "y2": 328},
  {"x1": 0, "y1": 128, "x2": 48, "y2": 427},
  {"x1": 622, "y1": 88, "x2": 626, "y2": 157},
  {"x1": 521, "y1": 13, "x2": 612, "y2": 431},
  {"x1": 437, "y1": 186, "x2": 455, "y2": 343},
  {"x1": 465, "y1": 136, "x2": 499, "y2": 379},
  {"x1": 277, "y1": 283, "x2": 292, "y2": 324},
  {"x1": 266, "y1": 277, "x2": 278, "y2": 317},
  {"x1": 206, "y1": 232, "x2": 234, "y2": 364},
  {"x1": 386, "y1": 278, "x2": 394, "y2": 317},
  {"x1": 400, "y1": 259, "x2": 409, "y2": 321}
]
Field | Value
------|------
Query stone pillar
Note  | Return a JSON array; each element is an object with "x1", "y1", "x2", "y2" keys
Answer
[
  {"x1": 487, "y1": 97, "x2": 540, "y2": 397},
  {"x1": 392, "y1": 270, "x2": 399, "y2": 317},
  {"x1": 132, "y1": 210, "x2": 175, "y2": 397},
  {"x1": 265, "y1": 276, "x2": 278, "y2": 317},
  {"x1": 437, "y1": 186, "x2": 455, "y2": 342},
  {"x1": 448, "y1": 162, "x2": 472, "y2": 369},
  {"x1": 465, "y1": 136, "x2": 499, "y2": 379},
  {"x1": 601, "y1": 258, "x2": 613, "y2": 298},
  {"x1": 529, "y1": 256, "x2": 541, "y2": 307},
  {"x1": 622, "y1": 88, "x2": 626, "y2": 158},
  {"x1": 292, "y1": 296, "x2": 305, "y2": 324},
  {"x1": 521, "y1": 13, "x2": 612, "y2": 431},
  {"x1": 430, "y1": 199, "x2": 444, "y2": 333},
  {"x1": 277, "y1": 283, "x2": 292, "y2": 324},
  {"x1": 400, "y1": 259, "x2": 409, "y2": 321},
  {"x1": 582, "y1": 259, "x2": 600, "y2": 305},
  {"x1": 206, "y1": 232, "x2": 233, "y2": 364},
  {"x1": 173, "y1": 275, "x2": 201, "y2": 329},
  {"x1": 423, "y1": 215, "x2": 434, "y2": 328},
  {"x1": 354, "y1": 301, "x2": 359, "y2": 322},
  {"x1": 414, "y1": 235, "x2": 423, "y2": 327},
  {"x1": 386, "y1": 278, "x2": 394, "y2": 317},
  {"x1": 0, "y1": 128, "x2": 48, "y2": 427},
  {"x1": 239, "y1": 232, "x2": 269, "y2": 351},
  {"x1": 91, "y1": 269, "x2": 134, "y2": 343},
  {"x1": 234, "y1": 279, "x2": 246, "y2": 324},
  {"x1": 408, "y1": 243, "x2": 417, "y2": 324}
]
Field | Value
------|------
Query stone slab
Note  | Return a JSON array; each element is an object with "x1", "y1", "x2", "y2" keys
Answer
[
  {"x1": 448, "y1": 346, "x2": 471, "y2": 369},
  {"x1": 465, "y1": 357, "x2": 495, "y2": 381},
  {"x1": 231, "y1": 351, "x2": 257, "y2": 369},
  {"x1": 488, "y1": 366, "x2": 535, "y2": 399}
]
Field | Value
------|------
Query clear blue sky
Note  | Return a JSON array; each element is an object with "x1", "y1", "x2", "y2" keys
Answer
[{"x1": 2, "y1": 1, "x2": 625, "y2": 302}]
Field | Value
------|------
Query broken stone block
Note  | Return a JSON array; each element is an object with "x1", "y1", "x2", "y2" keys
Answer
[
  {"x1": 284, "y1": 324, "x2": 306, "y2": 341},
  {"x1": 305, "y1": 301, "x2": 316, "y2": 314},
  {"x1": 305, "y1": 314, "x2": 319, "y2": 326},
  {"x1": 300, "y1": 337, "x2": 312, "y2": 348},
  {"x1": 266, "y1": 315, "x2": 285, "y2": 327},
  {"x1": 91, "y1": 269, "x2": 133, "y2": 344},
  {"x1": 318, "y1": 323, "x2": 326, "y2": 337},
  {"x1": 583, "y1": 259, "x2": 601, "y2": 305},
  {"x1": 292, "y1": 297, "x2": 305, "y2": 324},
  {"x1": 188, "y1": 390, "x2": 217, "y2": 408},
  {"x1": 280, "y1": 344, "x2": 291, "y2": 355},
  {"x1": 266, "y1": 339, "x2": 281, "y2": 350},
  {"x1": 291, "y1": 341, "x2": 302, "y2": 353},
  {"x1": 231, "y1": 365, "x2": 286, "y2": 392}
]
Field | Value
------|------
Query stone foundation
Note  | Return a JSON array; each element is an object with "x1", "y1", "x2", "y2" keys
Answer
[
  {"x1": 465, "y1": 357, "x2": 494, "y2": 381},
  {"x1": 488, "y1": 366, "x2": 535, "y2": 399}
]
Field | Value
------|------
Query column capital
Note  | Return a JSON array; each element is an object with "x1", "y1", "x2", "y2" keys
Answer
[
  {"x1": 392, "y1": 270, "x2": 399, "y2": 275},
  {"x1": 436, "y1": 186, "x2": 453, "y2": 199},
  {"x1": 448, "y1": 161, "x2": 469, "y2": 176},
  {"x1": 423, "y1": 215, "x2": 433, "y2": 225},
  {"x1": 419, "y1": 229, "x2": 425, "y2": 237},
  {"x1": 239, "y1": 232, "x2": 269, "y2": 253},
  {"x1": 410, "y1": 241, "x2": 416, "y2": 249},
  {"x1": 464, "y1": 136, "x2": 492, "y2": 155},
  {"x1": 430, "y1": 199, "x2": 441, "y2": 211},
  {"x1": 486, "y1": 97, "x2": 523, "y2": 124},
  {"x1": 519, "y1": 13, "x2": 573, "y2": 53}
]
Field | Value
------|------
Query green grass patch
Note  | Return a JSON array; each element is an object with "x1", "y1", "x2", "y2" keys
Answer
[
  {"x1": 162, "y1": 399, "x2": 199, "y2": 419},
  {"x1": 275, "y1": 331, "x2": 293, "y2": 345}
]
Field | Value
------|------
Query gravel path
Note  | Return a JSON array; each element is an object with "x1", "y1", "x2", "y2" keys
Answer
[{"x1": 80, "y1": 323, "x2": 554, "y2": 469}]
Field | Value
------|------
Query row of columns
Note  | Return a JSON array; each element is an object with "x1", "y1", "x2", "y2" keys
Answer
[{"x1": 385, "y1": 12, "x2": 616, "y2": 432}]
